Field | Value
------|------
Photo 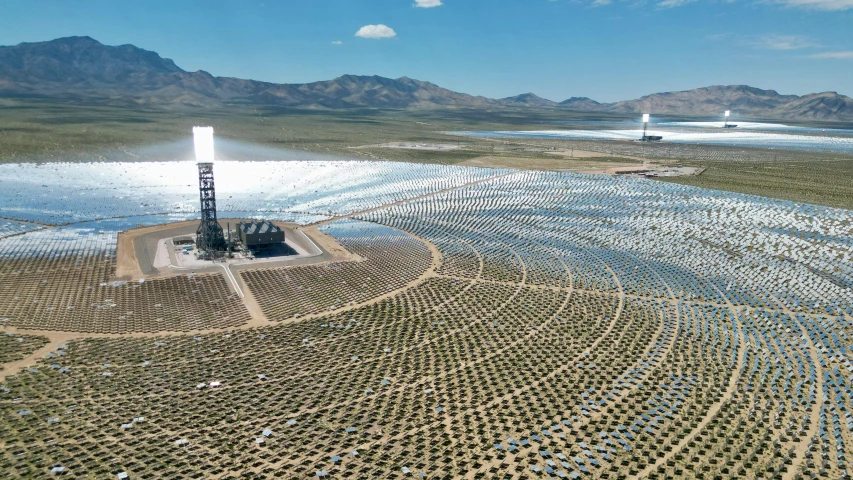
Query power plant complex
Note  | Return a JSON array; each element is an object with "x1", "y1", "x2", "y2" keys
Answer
[
  {"x1": 192, "y1": 126, "x2": 284, "y2": 259},
  {"x1": 638, "y1": 110, "x2": 736, "y2": 142},
  {"x1": 639, "y1": 113, "x2": 663, "y2": 142}
]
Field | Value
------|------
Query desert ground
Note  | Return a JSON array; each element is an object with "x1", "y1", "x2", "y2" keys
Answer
[
  {"x1": 1, "y1": 102, "x2": 852, "y2": 209},
  {"x1": 1, "y1": 153, "x2": 852, "y2": 478}
]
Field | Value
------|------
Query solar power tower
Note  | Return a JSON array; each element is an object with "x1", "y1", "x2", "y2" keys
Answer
[{"x1": 193, "y1": 127, "x2": 227, "y2": 254}]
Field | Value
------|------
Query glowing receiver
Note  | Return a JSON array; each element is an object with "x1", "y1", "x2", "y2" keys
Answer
[
  {"x1": 725, "y1": 110, "x2": 730, "y2": 117},
  {"x1": 642, "y1": 114, "x2": 650, "y2": 123},
  {"x1": 193, "y1": 126, "x2": 215, "y2": 163}
]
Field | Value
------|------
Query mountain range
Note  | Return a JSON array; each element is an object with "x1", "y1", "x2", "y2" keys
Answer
[{"x1": 1, "y1": 36, "x2": 851, "y2": 121}]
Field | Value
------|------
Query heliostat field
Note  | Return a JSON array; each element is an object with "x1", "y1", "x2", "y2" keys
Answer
[{"x1": 1, "y1": 160, "x2": 852, "y2": 479}]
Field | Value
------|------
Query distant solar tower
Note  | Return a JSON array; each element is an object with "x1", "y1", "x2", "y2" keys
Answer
[
  {"x1": 193, "y1": 127, "x2": 227, "y2": 254},
  {"x1": 639, "y1": 114, "x2": 662, "y2": 142},
  {"x1": 722, "y1": 110, "x2": 738, "y2": 129}
]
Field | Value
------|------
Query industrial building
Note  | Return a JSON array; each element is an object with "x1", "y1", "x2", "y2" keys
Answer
[
  {"x1": 190, "y1": 128, "x2": 288, "y2": 258},
  {"x1": 173, "y1": 236, "x2": 194, "y2": 246},
  {"x1": 237, "y1": 221, "x2": 285, "y2": 248}
]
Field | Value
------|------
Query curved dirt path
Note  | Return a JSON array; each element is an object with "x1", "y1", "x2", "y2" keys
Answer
[
  {"x1": 0, "y1": 331, "x2": 80, "y2": 382},
  {"x1": 434, "y1": 258, "x2": 622, "y2": 478},
  {"x1": 779, "y1": 300, "x2": 823, "y2": 480},
  {"x1": 632, "y1": 282, "x2": 746, "y2": 479},
  {"x1": 580, "y1": 252, "x2": 680, "y2": 428},
  {"x1": 0, "y1": 174, "x2": 513, "y2": 381}
]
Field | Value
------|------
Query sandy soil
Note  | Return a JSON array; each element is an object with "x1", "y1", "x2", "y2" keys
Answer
[
  {"x1": 350, "y1": 142, "x2": 462, "y2": 151},
  {"x1": 116, "y1": 220, "x2": 357, "y2": 280},
  {"x1": 458, "y1": 155, "x2": 645, "y2": 173},
  {"x1": 543, "y1": 148, "x2": 651, "y2": 162},
  {"x1": 0, "y1": 331, "x2": 84, "y2": 382},
  {"x1": 458, "y1": 155, "x2": 703, "y2": 176},
  {"x1": 115, "y1": 220, "x2": 200, "y2": 280},
  {"x1": 297, "y1": 225, "x2": 358, "y2": 261}
]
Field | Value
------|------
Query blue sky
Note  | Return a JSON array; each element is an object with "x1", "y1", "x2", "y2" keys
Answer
[{"x1": 1, "y1": 0, "x2": 851, "y2": 102}]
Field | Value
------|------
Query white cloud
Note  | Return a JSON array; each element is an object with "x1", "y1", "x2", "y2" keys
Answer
[
  {"x1": 331, "y1": 40, "x2": 343, "y2": 45},
  {"x1": 591, "y1": 0, "x2": 612, "y2": 6},
  {"x1": 809, "y1": 51, "x2": 853, "y2": 59},
  {"x1": 657, "y1": 0, "x2": 697, "y2": 7},
  {"x1": 707, "y1": 33, "x2": 822, "y2": 50},
  {"x1": 745, "y1": 34, "x2": 819, "y2": 50},
  {"x1": 705, "y1": 33, "x2": 732, "y2": 41},
  {"x1": 771, "y1": 0, "x2": 853, "y2": 10},
  {"x1": 355, "y1": 24, "x2": 397, "y2": 39},
  {"x1": 415, "y1": 0, "x2": 443, "y2": 7}
]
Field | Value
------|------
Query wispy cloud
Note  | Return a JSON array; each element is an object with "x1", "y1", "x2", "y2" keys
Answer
[
  {"x1": 355, "y1": 24, "x2": 397, "y2": 39},
  {"x1": 593, "y1": 0, "x2": 852, "y2": 9},
  {"x1": 657, "y1": 0, "x2": 697, "y2": 7},
  {"x1": 414, "y1": 0, "x2": 443, "y2": 7},
  {"x1": 743, "y1": 34, "x2": 819, "y2": 50},
  {"x1": 809, "y1": 51, "x2": 853, "y2": 59},
  {"x1": 770, "y1": 0, "x2": 853, "y2": 10},
  {"x1": 708, "y1": 33, "x2": 850, "y2": 59},
  {"x1": 331, "y1": 40, "x2": 343, "y2": 45},
  {"x1": 705, "y1": 33, "x2": 733, "y2": 41}
]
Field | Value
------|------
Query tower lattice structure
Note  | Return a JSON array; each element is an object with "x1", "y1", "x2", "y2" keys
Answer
[{"x1": 196, "y1": 162, "x2": 227, "y2": 253}]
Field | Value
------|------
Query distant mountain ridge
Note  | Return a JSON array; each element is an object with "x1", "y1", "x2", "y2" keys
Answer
[
  {"x1": 0, "y1": 36, "x2": 497, "y2": 109},
  {"x1": 1, "y1": 36, "x2": 851, "y2": 120},
  {"x1": 499, "y1": 93, "x2": 559, "y2": 108},
  {"x1": 586, "y1": 85, "x2": 853, "y2": 120}
]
